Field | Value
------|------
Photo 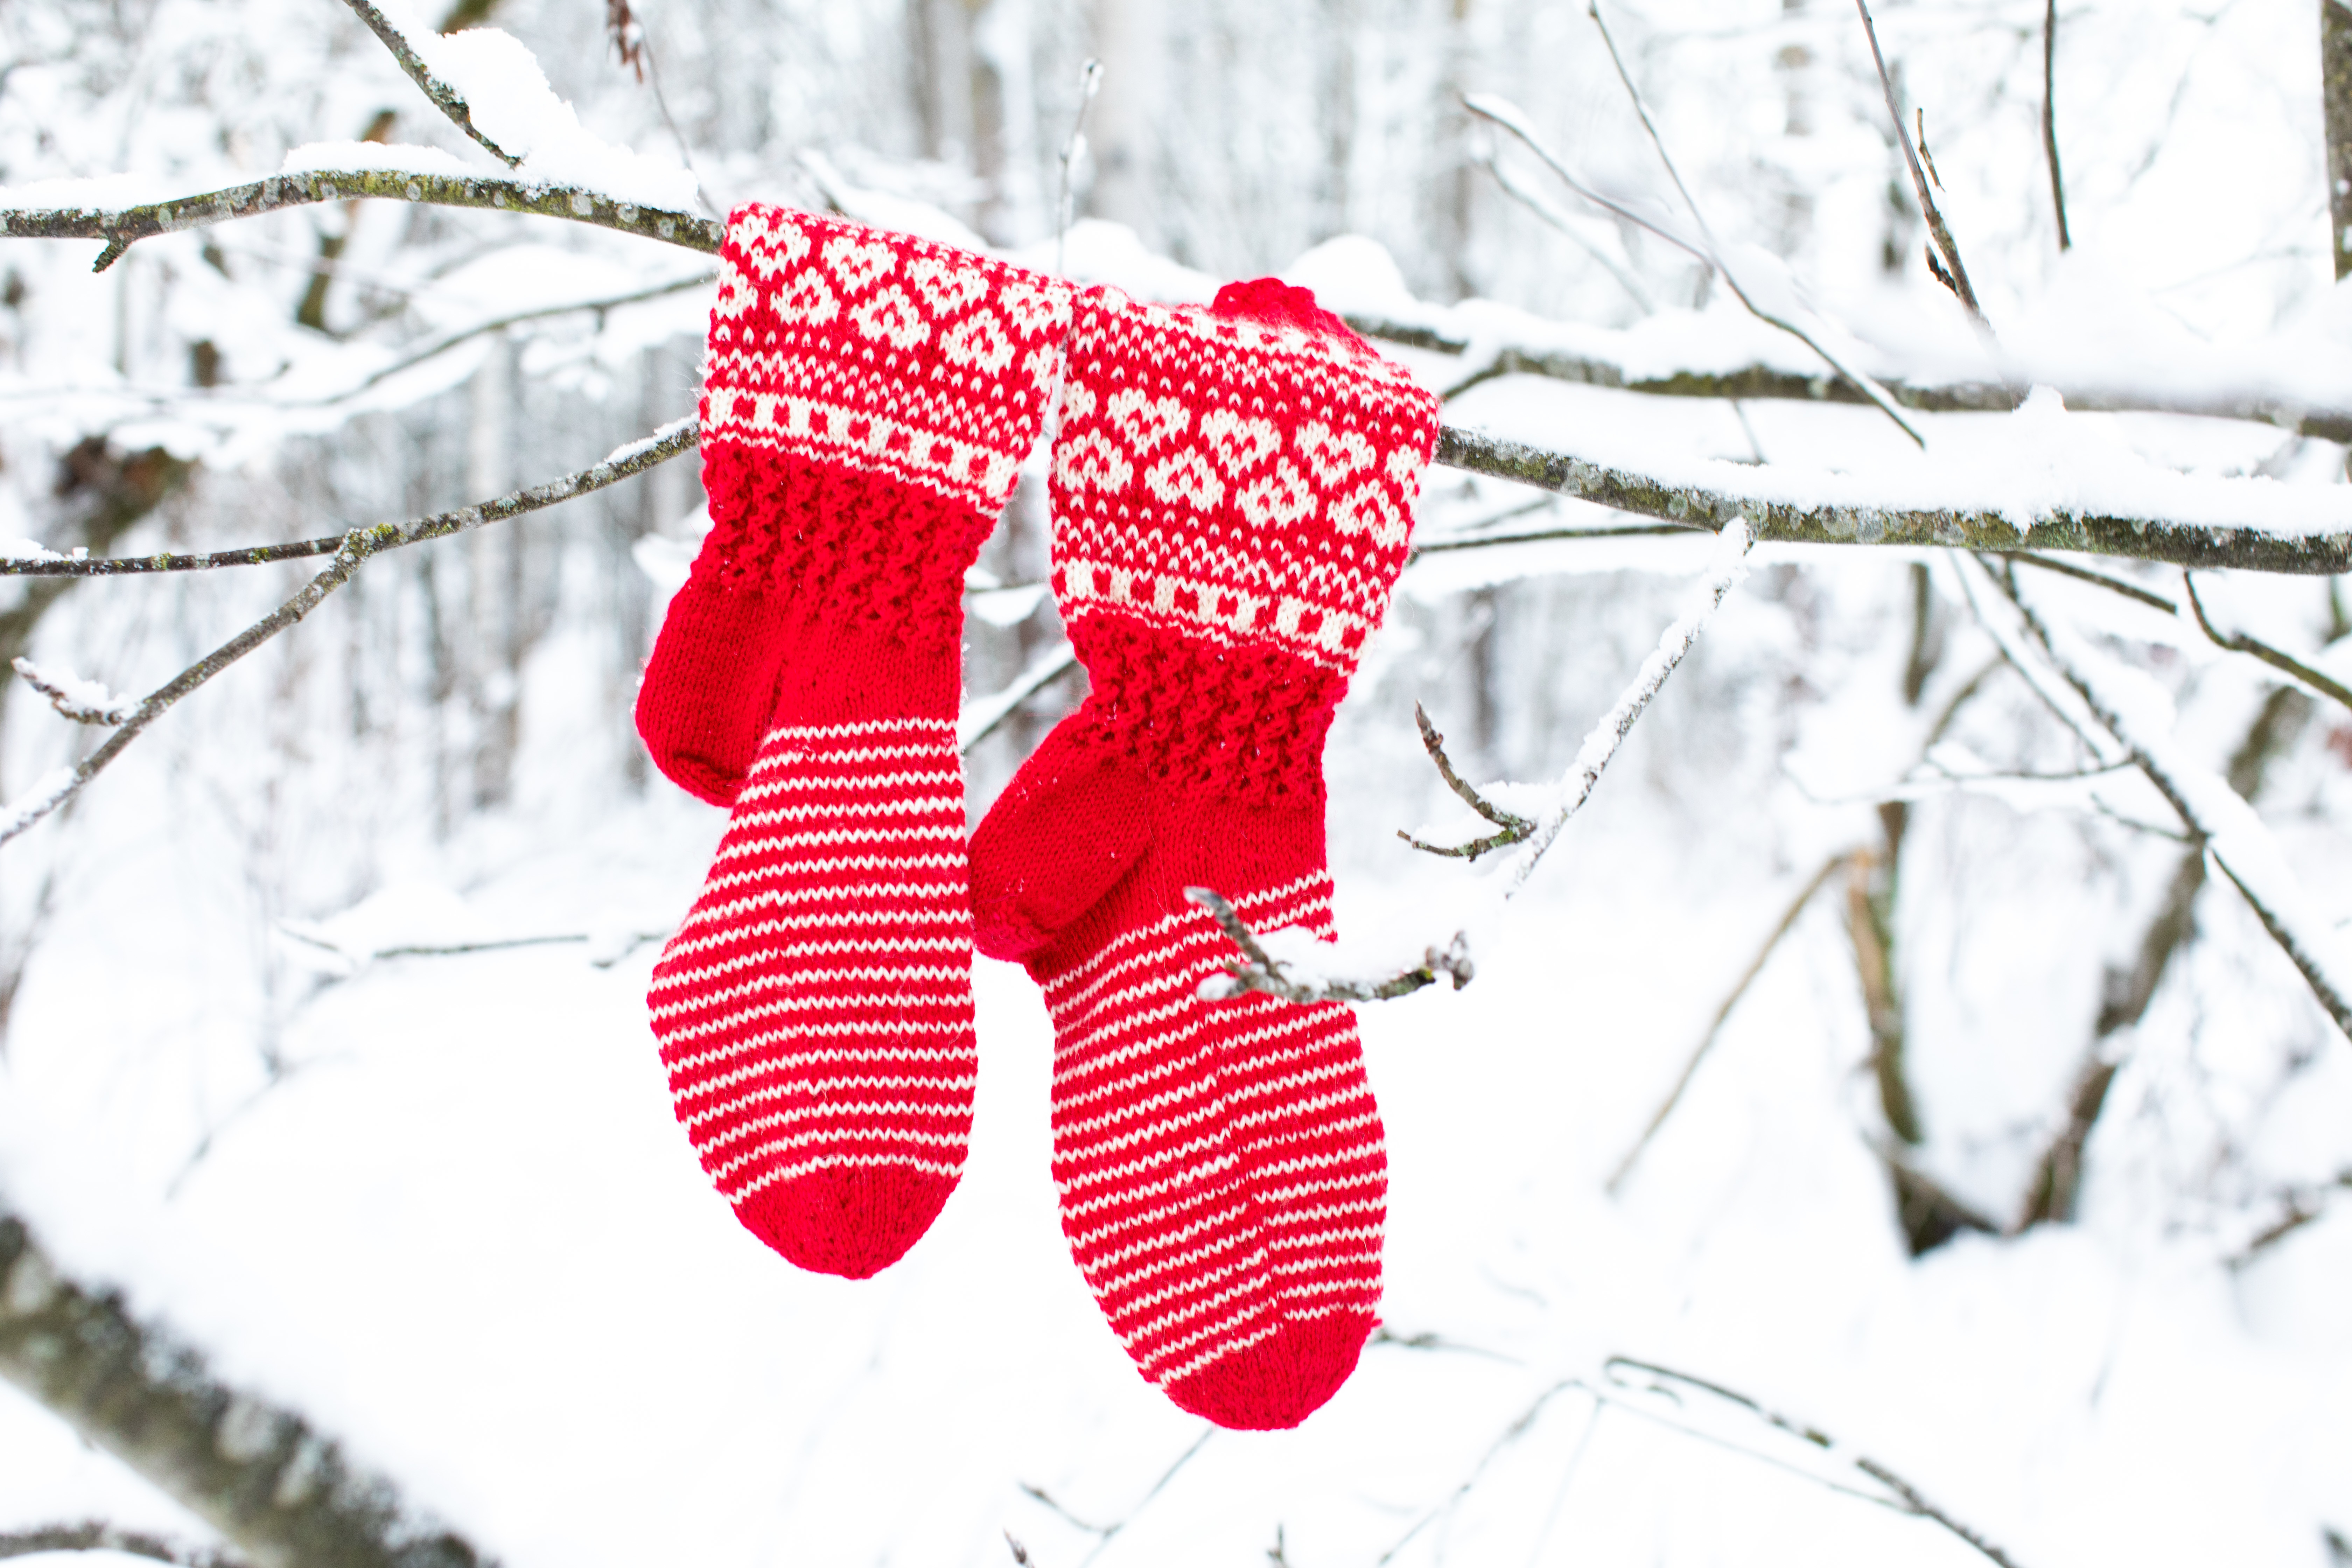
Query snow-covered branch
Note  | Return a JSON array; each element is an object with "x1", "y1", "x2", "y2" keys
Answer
[
  {"x1": 1440, "y1": 427, "x2": 2352, "y2": 576},
  {"x1": 0, "y1": 420, "x2": 696, "y2": 847},
  {"x1": 0, "y1": 166, "x2": 720, "y2": 274},
  {"x1": 1988, "y1": 558, "x2": 2352, "y2": 1040},
  {"x1": 338, "y1": 0, "x2": 522, "y2": 167},
  {"x1": 0, "y1": 1206, "x2": 485, "y2": 1567},
  {"x1": 1196, "y1": 519, "x2": 1756, "y2": 1006},
  {"x1": 1344, "y1": 315, "x2": 2352, "y2": 444},
  {"x1": 10, "y1": 659, "x2": 137, "y2": 725}
]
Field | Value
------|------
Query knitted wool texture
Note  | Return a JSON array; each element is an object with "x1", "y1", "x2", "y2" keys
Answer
[
  {"x1": 645, "y1": 205, "x2": 1071, "y2": 1278},
  {"x1": 968, "y1": 279, "x2": 1441, "y2": 1427}
]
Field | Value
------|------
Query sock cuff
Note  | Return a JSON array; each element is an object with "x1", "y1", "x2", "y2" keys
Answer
[
  {"x1": 1047, "y1": 284, "x2": 1441, "y2": 678},
  {"x1": 702, "y1": 204, "x2": 1074, "y2": 522}
]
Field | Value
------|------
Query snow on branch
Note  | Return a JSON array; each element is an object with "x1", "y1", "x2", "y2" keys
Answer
[
  {"x1": 1986, "y1": 558, "x2": 2352, "y2": 1040},
  {"x1": 0, "y1": 420, "x2": 696, "y2": 848},
  {"x1": 1438, "y1": 425, "x2": 2352, "y2": 576},
  {"x1": 337, "y1": 0, "x2": 521, "y2": 167},
  {"x1": 0, "y1": 1207, "x2": 487, "y2": 1567},
  {"x1": 1194, "y1": 519, "x2": 1756, "y2": 1006},
  {"x1": 11, "y1": 659, "x2": 137, "y2": 724},
  {"x1": 0, "y1": 167, "x2": 720, "y2": 274},
  {"x1": 1350, "y1": 310, "x2": 2352, "y2": 445}
]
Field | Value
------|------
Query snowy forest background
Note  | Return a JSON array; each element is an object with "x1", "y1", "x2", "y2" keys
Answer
[{"x1": 1, "y1": 0, "x2": 2350, "y2": 1563}]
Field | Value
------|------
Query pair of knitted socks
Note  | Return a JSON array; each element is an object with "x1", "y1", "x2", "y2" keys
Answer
[{"x1": 637, "y1": 206, "x2": 1440, "y2": 1430}]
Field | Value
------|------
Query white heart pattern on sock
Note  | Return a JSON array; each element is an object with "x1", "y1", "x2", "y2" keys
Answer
[
  {"x1": 1236, "y1": 460, "x2": 1315, "y2": 530},
  {"x1": 1145, "y1": 449, "x2": 1226, "y2": 510},
  {"x1": 1056, "y1": 429, "x2": 1134, "y2": 492},
  {"x1": 1108, "y1": 389, "x2": 1190, "y2": 457},
  {"x1": 1201, "y1": 409, "x2": 1281, "y2": 476},
  {"x1": 943, "y1": 310, "x2": 1014, "y2": 374},
  {"x1": 823, "y1": 234, "x2": 897, "y2": 295},
  {"x1": 850, "y1": 283, "x2": 930, "y2": 349},
  {"x1": 1296, "y1": 421, "x2": 1373, "y2": 489}
]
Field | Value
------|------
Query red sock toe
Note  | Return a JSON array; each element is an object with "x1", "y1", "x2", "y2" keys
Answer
[{"x1": 735, "y1": 1167, "x2": 958, "y2": 1280}]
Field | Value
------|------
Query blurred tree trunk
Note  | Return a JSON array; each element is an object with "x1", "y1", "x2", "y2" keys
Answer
[{"x1": 2017, "y1": 684, "x2": 2315, "y2": 1227}]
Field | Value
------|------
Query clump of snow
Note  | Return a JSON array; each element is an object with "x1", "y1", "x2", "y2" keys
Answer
[
  {"x1": 13, "y1": 656, "x2": 138, "y2": 724},
  {"x1": 1008, "y1": 219, "x2": 1220, "y2": 302},
  {"x1": 797, "y1": 150, "x2": 990, "y2": 252},
  {"x1": 358, "y1": 0, "x2": 698, "y2": 210}
]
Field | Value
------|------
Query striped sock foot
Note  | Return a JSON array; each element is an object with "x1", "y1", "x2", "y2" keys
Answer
[
  {"x1": 649, "y1": 716, "x2": 977, "y2": 1278},
  {"x1": 1043, "y1": 872, "x2": 1386, "y2": 1428}
]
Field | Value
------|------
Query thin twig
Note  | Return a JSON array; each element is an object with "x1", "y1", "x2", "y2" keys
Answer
[
  {"x1": 0, "y1": 420, "x2": 695, "y2": 847},
  {"x1": 1606, "y1": 851, "x2": 1854, "y2": 1195},
  {"x1": 1508, "y1": 29, "x2": 1931, "y2": 449},
  {"x1": 0, "y1": 1520, "x2": 249, "y2": 1567},
  {"x1": 1395, "y1": 702, "x2": 1536, "y2": 860},
  {"x1": 1476, "y1": 150, "x2": 1654, "y2": 314},
  {"x1": 0, "y1": 167, "x2": 720, "y2": 274},
  {"x1": 958, "y1": 643, "x2": 1080, "y2": 754},
  {"x1": 1198, "y1": 520, "x2": 1755, "y2": 1005},
  {"x1": 336, "y1": 0, "x2": 519, "y2": 166},
  {"x1": 2182, "y1": 573, "x2": 2352, "y2": 713},
  {"x1": 2042, "y1": 0, "x2": 2072, "y2": 251},
  {"x1": 1855, "y1": 0, "x2": 1986, "y2": 323},
  {"x1": 1056, "y1": 59, "x2": 1105, "y2": 277},
  {"x1": 1990, "y1": 559, "x2": 2352, "y2": 1037},
  {"x1": 1603, "y1": 1359, "x2": 2030, "y2": 1568}
]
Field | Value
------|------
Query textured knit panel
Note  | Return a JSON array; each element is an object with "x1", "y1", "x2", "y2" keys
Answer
[
  {"x1": 1046, "y1": 286, "x2": 1441, "y2": 675},
  {"x1": 648, "y1": 715, "x2": 976, "y2": 1276},
  {"x1": 1044, "y1": 872, "x2": 1385, "y2": 1395},
  {"x1": 702, "y1": 204, "x2": 1072, "y2": 529}
]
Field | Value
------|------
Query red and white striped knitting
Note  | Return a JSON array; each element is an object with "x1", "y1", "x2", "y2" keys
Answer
[
  {"x1": 644, "y1": 206, "x2": 1071, "y2": 1278},
  {"x1": 968, "y1": 279, "x2": 1440, "y2": 1426}
]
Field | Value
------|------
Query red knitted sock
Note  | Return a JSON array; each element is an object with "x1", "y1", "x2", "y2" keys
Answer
[
  {"x1": 968, "y1": 280, "x2": 1441, "y2": 1424},
  {"x1": 647, "y1": 206, "x2": 1071, "y2": 1278}
]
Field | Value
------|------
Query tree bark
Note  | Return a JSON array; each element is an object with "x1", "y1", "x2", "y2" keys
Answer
[{"x1": 0, "y1": 1206, "x2": 488, "y2": 1568}]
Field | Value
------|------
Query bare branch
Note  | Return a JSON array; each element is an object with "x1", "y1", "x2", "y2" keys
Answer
[
  {"x1": 1055, "y1": 59, "x2": 1105, "y2": 277},
  {"x1": 1440, "y1": 426, "x2": 2352, "y2": 576},
  {"x1": 0, "y1": 1521, "x2": 247, "y2": 1567},
  {"x1": 336, "y1": 0, "x2": 519, "y2": 165},
  {"x1": 2042, "y1": 0, "x2": 2072, "y2": 251},
  {"x1": 2182, "y1": 573, "x2": 2352, "y2": 713},
  {"x1": 1855, "y1": 0, "x2": 1987, "y2": 323},
  {"x1": 1602, "y1": 1358, "x2": 2031, "y2": 1568},
  {"x1": 0, "y1": 168, "x2": 720, "y2": 274},
  {"x1": 1989, "y1": 559, "x2": 2352, "y2": 1038},
  {"x1": 1606, "y1": 851, "x2": 1854, "y2": 1196},
  {"x1": 1475, "y1": 150, "x2": 1654, "y2": 315},
  {"x1": 0, "y1": 420, "x2": 695, "y2": 846},
  {"x1": 1188, "y1": 887, "x2": 1475, "y2": 1003},
  {"x1": 1470, "y1": 77, "x2": 1927, "y2": 447},
  {"x1": 0, "y1": 1209, "x2": 486, "y2": 1567},
  {"x1": 1346, "y1": 311, "x2": 2352, "y2": 443},
  {"x1": 1198, "y1": 520, "x2": 1755, "y2": 1005},
  {"x1": 1395, "y1": 703, "x2": 1535, "y2": 860}
]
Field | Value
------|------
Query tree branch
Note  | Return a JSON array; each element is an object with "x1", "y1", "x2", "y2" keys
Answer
[
  {"x1": 1990, "y1": 558, "x2": 2352, "y2": 1039},
  {"x1": 2182, "y1": 572, "x2": 2352, "y2": 713},
  {"x1": 0, "y1": 419, "x2": 695, "y2": 845},
  {"x1": 1606, "y1": 850, "x2": 1854, "y2": 1196},
  {"x1": 336, "y1": 0, "x2": 519, "y2": 166},
  {"x1": 1197, "y1": 520, "x2": 1755, "y2": 1005},
  {"x1": 1394, "y1": 702, "x2": 1535, "y2": 861},
  {"x1": 1438, "y1": 426, "x2": 2352, "y2": 576},
  {"x1": 2042, "y1": 0, "x2": 2072, "y2": 251},
  {"x1": 0, "y1": 1208, "x2": 486, "y2": 1567},
  {"x1": 1855, "y1": 0, "x2": 1987, "y2": 323},
  {"x1": 1598, "y1": 1358, "x2": 2030, "y2": 1568},
  {"x1": 1344, "y1": 312, "x2": 2352, "y2": 443},
  {"x1": 0, "y1": 168, "x2": 720, "y2": 274},
  {"x1": 0, "y1": 1521, "x2": 247, "y2": 1567}
]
